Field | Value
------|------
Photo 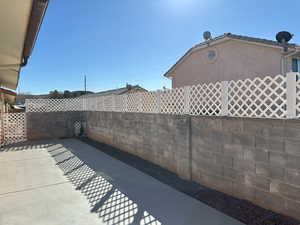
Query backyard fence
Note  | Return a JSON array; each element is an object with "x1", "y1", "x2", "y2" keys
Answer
[
  {"x1": 0, "y1": 112, "x2": 26, "y2": 146},
  {"x1": 26, "y1": 72, "x2": 300, "y2": 119}
]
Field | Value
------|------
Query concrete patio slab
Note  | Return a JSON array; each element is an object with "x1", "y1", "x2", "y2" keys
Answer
[
  {"x1": 0, "y1": 139, "x2": 245, "y2": 225},
  {"x1": 0, "y1": 183, "x2": 102, "y2": 225},
  {"x1": 0, "y1": 156, "x2": 65, "y2": 194},
  {"x1": 0, "y1": 142, "x2": 104, "y2": 225}
]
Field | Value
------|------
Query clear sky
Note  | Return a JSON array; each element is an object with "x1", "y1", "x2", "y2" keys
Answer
[{"x1": 19, "y1": 0, "x2": 300, "y2": 94}]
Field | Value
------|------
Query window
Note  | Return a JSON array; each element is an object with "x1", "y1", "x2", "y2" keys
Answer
[
  {"x1": 292, "y1": 58, "x2": 300, "y2": 72},
  {"x1": 207, "y1": 50, "x2": 216, "y2": 60}
]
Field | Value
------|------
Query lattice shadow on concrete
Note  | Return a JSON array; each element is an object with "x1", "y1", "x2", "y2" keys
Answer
[{"x1": 0, "y1": 140, "x2": 54, "y2": 152}]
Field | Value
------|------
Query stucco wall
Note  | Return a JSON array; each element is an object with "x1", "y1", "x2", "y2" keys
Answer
[
  {"x1": 85, "y1": 111, "x2": 300, "y2": 220},
  {"x1": 171, "y1": 40, "x2": 283, "y2": 88},
  {"x1": 26, "y1": 112, "x2": 83, "y2": 140}
]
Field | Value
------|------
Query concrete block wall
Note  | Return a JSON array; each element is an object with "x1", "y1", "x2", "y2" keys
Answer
[
  {"x1": 26, "y1": 112, "x2": 83, "y2": 140},
  {"x1": 84, "y1": 111, "x2": 300, "y2": 220},
  {"x1": 191, "y1": 116, "x2": 300, "y2": 219},
  {"x1": 85, "y1": 111, "x2": 191, "y2": 179}
]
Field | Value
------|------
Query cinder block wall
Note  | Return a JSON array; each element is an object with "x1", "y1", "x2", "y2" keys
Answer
[
  {"x1": 191, "y1": 116, "x2": 300, "y2": 220},
  {"x1": 85, "y1": 111, "x2": 191, "y2": 179},
  {"x1": 85, "y1": 111, "x2": 300, "y2": 220},
  {"x1": 26, "y1": 112, "x2": 83, "y2": 140}
]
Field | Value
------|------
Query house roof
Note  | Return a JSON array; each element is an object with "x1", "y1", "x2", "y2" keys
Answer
[
  {"x1": 0, "y1": 88, "x2": 16, "y2": 104},
  {"x1": 164, "y1": 33, "x2": 299, "y2": 78},
  {"x1": 209, "y1": 33, "x2": 297, "y2": 48},
  {"x1": 83, "y1": 85, "x2": 147, "y2": 98},
  {"x1": 0, "y1": 0, "x2": 49, "y2": 90}
]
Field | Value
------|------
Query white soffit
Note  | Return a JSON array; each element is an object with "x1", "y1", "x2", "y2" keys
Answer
[{"x1": 0, "y1": 0, "x2": 33, "y2": 90}]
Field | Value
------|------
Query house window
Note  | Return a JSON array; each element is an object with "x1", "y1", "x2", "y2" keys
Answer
[
  {"x1": 292, "y1": 58, "x2": 300, "y2": 72},
  {"x1": 208, "y1": 50, "x2": 216, "y2": 60},
  {"x1": 207, "y1": 48, "x2": 218, "y2": 63}
]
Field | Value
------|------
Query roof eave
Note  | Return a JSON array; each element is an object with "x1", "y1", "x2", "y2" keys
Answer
[
  {"x1": 0, "y1": 0, "x2": 49, "y2": 90},
  {"x1": 22, "y1": 0, "x2": 49, "y2": 61},
  {"x1": 15, "y1": 0, "x2": 49, "y2": 89},
  {"x1": 163, "y1": 35, "x2": 298, "y2": 78},
  {"x1": 164, "y1": 36, "x2": 230, "y2": 78}
]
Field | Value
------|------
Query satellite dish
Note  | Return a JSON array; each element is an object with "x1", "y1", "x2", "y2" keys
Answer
[
  {"x1": 203, "y1": 31, "x2": 212, "y2": 41},
  {"x1": 276, "y1": 31, "x2": 293, "y2": 44}
]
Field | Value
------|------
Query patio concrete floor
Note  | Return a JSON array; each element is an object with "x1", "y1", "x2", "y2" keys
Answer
[{"x1": 0, "y1": 138, "x2": 244, "y2": 225}]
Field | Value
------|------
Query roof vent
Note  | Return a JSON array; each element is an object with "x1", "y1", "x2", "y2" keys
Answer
[
  {"x1": 203, "y1": 31, "x2": 212, "y2": 41},
  {"x1": 276, "y1": 31, "x2": 293, "y2": 52}
]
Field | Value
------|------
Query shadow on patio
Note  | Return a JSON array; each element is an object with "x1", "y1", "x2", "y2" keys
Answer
[
  {"x1": 1, "y1": 139, "x2": 243, "y2": 225},
  {"x1": 47, "y1": 140, "x2": 163, "y2": 225}
]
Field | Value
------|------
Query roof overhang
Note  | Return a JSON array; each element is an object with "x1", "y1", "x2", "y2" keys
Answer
[{"x1": 0, "y1": 0, "x2": 49, "y2": 90}]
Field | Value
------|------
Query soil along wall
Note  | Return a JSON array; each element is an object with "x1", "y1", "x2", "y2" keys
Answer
[
  {"x1": 26, "y1": 112, "x2": 83, "y2": 140},
  {"x1": 85, "y1": 111, "x2": 300, "y2": 220}
]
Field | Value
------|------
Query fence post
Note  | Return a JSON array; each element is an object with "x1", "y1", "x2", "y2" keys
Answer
[
  {"x1": 156, "y1": 91, "x2": 161, "y2": 113},
  {"x1": 184, "y1": 86, "x2": 190, "y2": 114},
  {"x1": 25, "y1": 99, "x2": 29, "y2": 113},
  {"x1": 286, "y1": 72, "x2": 297, "y2": 119},
  {"x1": 138, "y1": 92, "x2": 143, "y2": 113},
  {"x1": 112, "y1": 95, "x2": 116, "y2": 112},
  {"x1": 85, "y1": 97, "x2": 89, "y2": 111},
  {"x1": 95, "y1": 97, "x2": 98, "y2": 111},
  {"x1": 221, "y1": 81, "x2": 229, "y2": 116},
  {"x1": 84, "y1": 97, "x2": 87, "y2": 111},
  {"x1": 100, "y1": 96, "x2": 103, "y2": 111},
  {"x1": 125, "y1": 94, "x2": 128, "y2": 112}
]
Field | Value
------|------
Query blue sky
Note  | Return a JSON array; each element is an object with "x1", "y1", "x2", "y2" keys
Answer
[{"x1": 19, "y1": 0, "x2": 300, "y2": 94}]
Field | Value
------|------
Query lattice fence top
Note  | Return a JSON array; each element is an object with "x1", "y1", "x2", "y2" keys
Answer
[
  {"x1": 141, "y1": 91, "x2": 158, "y2": 113},
  {"x1": 228, "y1": 75, "x2": 286, "y2": 118},
  {"x1": 190, "y1": 82, "x2": 222, "y2": 116},
  {"x1": 160, "y1": 87, "x2": 185, "y2": 114},
  {"x1": 296, "y1": 78, "x2": 300, "y2": 118},
  {"x1": 26, "y1": 98, "x2": 84, "y2": 112},
  {"x1": 25, "y1": 73, "x2": 300, "y2": 119}
]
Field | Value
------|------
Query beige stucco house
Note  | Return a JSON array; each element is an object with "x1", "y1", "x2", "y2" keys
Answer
[{"x1": 164, "y1": 33, "x2": 300, "y2": 88}]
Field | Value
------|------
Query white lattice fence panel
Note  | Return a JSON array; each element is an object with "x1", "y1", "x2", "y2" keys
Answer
[
  {"x1": 127, "y1": 93, "x2": 141, "y2": 112},
  {"x1": 141, "y1": 91, "x2": 158, "y2": 113},
  {"x1": 26, "y1": 98, "x2": 84, "y2": 112},
  {"x1": 115, "y1": 95, "x2": 127, "y2": 112},
  {"x1": 3, "y1": 113, "x2": 27, "y2": 144},
  {"x1": 84, "y1": 97, "x2": 89, "y2": 111},
  {"x1": 85, "y1": 97, "x2": 98, "y2": 111},
  {"x1": 96, "y1": 96, "x2": 104, "y2": 111},
  {"x1": 103, "y1": 95, "x2": 115, "y2": 111},
  {"x1": 160, "y1": 87, "x2": 185, "y2": 114},
  {"x1": 296, "y1": 76, "x2": 300, "y2": 118},
  {"x1": 85, "y1": 97, "x2": 95, "y2": 111},
  {"x1": 190, "y1": 82, "x2": 222, "y2": 116},
  {"x1": 0, "y1": 114, "x2": 3, "y2": 146},
  {"x1": 228, "y1": 75, "x2": 286, "y2": 118}
]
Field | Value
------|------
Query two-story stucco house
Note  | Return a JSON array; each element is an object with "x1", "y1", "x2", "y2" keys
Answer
[{"x1": 164, "y1": 33, "x2": 300, "y2": 88}]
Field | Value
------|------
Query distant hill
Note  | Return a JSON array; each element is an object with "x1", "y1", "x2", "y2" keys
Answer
[{"x1": 16, "y1": 90, "x2": 94, "y2": 104}]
